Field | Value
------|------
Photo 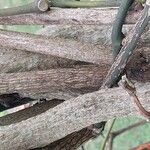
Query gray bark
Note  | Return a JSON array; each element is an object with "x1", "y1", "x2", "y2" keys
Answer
[
  {"x1": 0, "y1": 25, "x2": 149, "y2": 100},
  {"x1": 0, "y1": 47, "x2": 77, "y2": 74},
  {"x1": 0, "y1": 65, "x2": 108, "y2": 100},
  {"x1": 0, "y1": 28, "x2": 114, "y2": 65},
  {"x1": 0, "y1": 82, "x2": 149, "y2": 150},
  {"x1": 0, "y1": 47, "x2": 149, "y2": 101},
  {"x1": 0, "y1": 7, "x2": 149, "y2": 150},
  {"x1": 0, "y1": 8, "x2": 142, "y2": 25},
  {"x1": 0, "y1": 25, "x2": 149, "y2": 68}
]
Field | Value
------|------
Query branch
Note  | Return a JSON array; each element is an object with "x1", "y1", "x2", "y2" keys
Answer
[
  {"x1": 0, "y1": 29, "x2": 113, "y2": 65},
  {"x1": 0, "y1": 82, "x2": 149, "y2": 150},
  {"x1": 0, "y1": 50, "x2": 149, "y2": 100},
  {"x1": 0, "y1": 8, "x2": 141, "y2": 25},
  {"x1": 0, "y1": 28, "x2": 149, "y2": 65},
  {"x1": 0, "y1": 65, "x2": 109, "y2": 99},
  {"x1": 102, "y1": 5, "x2": 150, "y2": 87},
  {"x1": 0, "y1": 99, "x2": 93, "y2": 150},
  {"x1": 108, "y1": 120, "x2": 147, "y2": 150}
]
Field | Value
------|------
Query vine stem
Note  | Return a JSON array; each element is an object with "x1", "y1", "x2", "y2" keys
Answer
[
  {"x1": 100, "y1": 118, "x2": 116, "y2": 150},
  {"x1": 101, "y1": 4, "x2": 150, "y2": 88},
  {"x1": 108, "y1": 120, "x2": 147, "y2": 150}
]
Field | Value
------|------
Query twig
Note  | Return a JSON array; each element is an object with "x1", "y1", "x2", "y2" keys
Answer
[
  {"x1": 81, "y1": 145, "x2": 85, "y2": 150},
  {"x1": 102, "y1": 4, "x2": 150, "y2": 88},
  {"x1": 122, "y1": 76, "x2": 150, "y2": 120},
  {"x1": 108, "y1": 120, "x2": 147, "y2": 150},
  {"x1": 100, "y1": 119, "x2": 116, "y2": 150}
]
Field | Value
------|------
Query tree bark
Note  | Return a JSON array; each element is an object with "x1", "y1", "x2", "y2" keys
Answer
[
  {"x1": 0, "y1": 7, "x2": 149, "y2": 150},
  {"x1": 0, "y1": 28, "x2": 149, "y2": 65},
  {"x1": 0, "y1": 65, "x2": 109, "y2": 100},
  {"x1": 0, "y1": 48, "x2": 149, "y2": 100},
  {"x1": 0, "y1": 99, "x2": 93, "y2": 150},
  {"x1": 0, "y1": 82, "x2": 149, "y2": 150},
  {"x1": 0, "y1": 29, "x2": 113, "y2": 65},
  {"x1": 0, "y1": 8, "x2": 141, "y2": 25},
  {"x1": 34, "y1": 128, "x2": 94, "y2": 150}
]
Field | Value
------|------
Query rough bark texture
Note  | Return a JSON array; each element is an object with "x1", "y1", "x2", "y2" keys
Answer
[
  {"x1": 0, "y1": 26, "x2": 149, "y2": 67},
  {"x1": 33, "y1": 128, "x2": 94, "y2": 150},
  {"x1": 0, "y1": 47, "x2": 78, "y2": 74},
  {"x1": 0, "y1": 99, "x2": 93, "y2": 150},
  {"x1": 0, "y1": 66, "x2": 109, "y2": 100},
  {"x1": 0, "y1": 49, "x2": 149, "y2": 100},
  {"x1": 0, "y1": 29, "x2": 113, "y2": 65},
  {"x1": 37, "y1": 25, "x2": 150, "y2": 46},
  {"x1": 0, "y1": 8, "x2": 149, "y2": 150},
  {"x1": 0, "y1": 82, "x2": 149, "y2": 150},
  {"x1": 102, "y1": 7, "x2": 150, "y2": 88},
  {"x1": 0, "y1": 8, "x2": 142, "y2": 25}
]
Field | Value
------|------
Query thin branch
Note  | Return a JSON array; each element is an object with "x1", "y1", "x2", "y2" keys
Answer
[
  {"x1": 112, "y1": 120, "x2": 147, "y2": 137},
  {"x1": 81, "y1": 145, "x2": 85, "y2": 150},
  {"x1": 100, "y1": 119, "x2": 116, "y2": 150},
  {"x1": 102, "y1": 5, "x2": 150, "y2": 88},
  {"x1": 108, "y1": 120, "x2": 148, "y2": 150}
]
